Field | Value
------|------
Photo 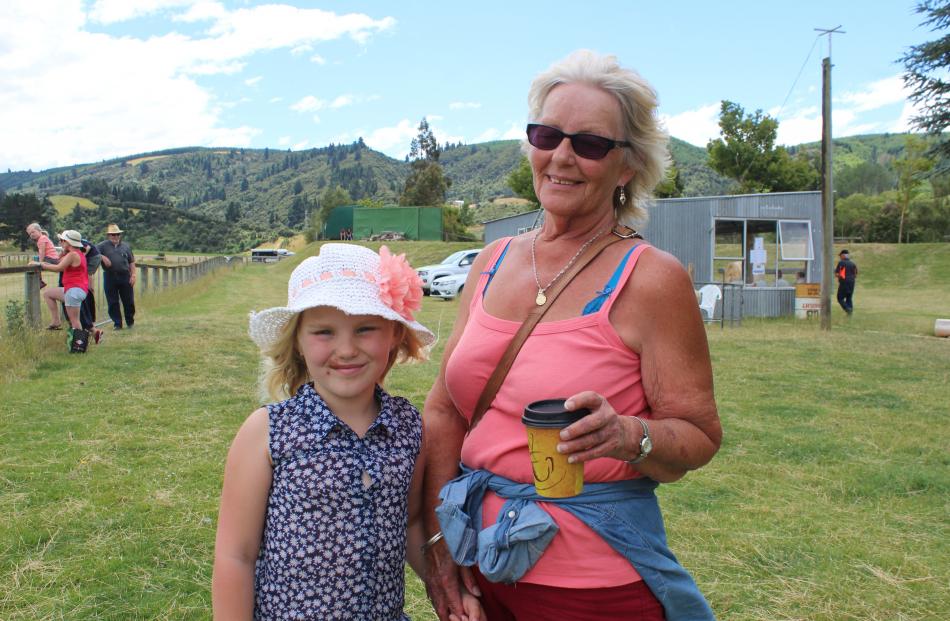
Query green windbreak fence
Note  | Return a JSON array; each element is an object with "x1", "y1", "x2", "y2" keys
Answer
[
  {"x1": 324, "y1": 205, "x2": 355, "y2": 239},
  {"x1": 352, "y1": 206, "x2": 443, "y2": 240}
]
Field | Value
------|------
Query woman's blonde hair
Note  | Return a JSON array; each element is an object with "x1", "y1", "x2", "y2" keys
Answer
[
  {"x1": 260, "y1": 313, "x2": 427, "y2": 401},
  {"x1": 526, "y1": 49, "x2": 670, "y2": 225}
]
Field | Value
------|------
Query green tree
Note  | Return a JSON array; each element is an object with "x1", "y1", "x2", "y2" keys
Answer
[
  {"x1": 707, "y1": 100, "x2": 818, "y2": 193},
  {"x1": 293, "y1": 180, "x2": 304, "y2": 195},
  {"x1": 894, "y1": 135, "x2": 935, "y2": 243},
  {"x1": 314, "y1": 185, "x2": 352, "y2": 239},
  {"x1": 400, "y1": 118, "x2": 450, "y2": 207},
  {"x1": 442, "y1": 204, "x2": 478, "y2": 242},
  {"x1": 836, "y1": 161, "x2": 896, "y2": 198},
  {"x1": 356, "y1": 197, "x2": 386, "y2": 209},
  {"x1": 654, "y1": 163, "x2": 684, "y2": 198},
  {"x1": 0, "y1": 193, "x2": 55, "y2": 249},
  {"x1": 507, "y1": 156, "x2": 538, "y2": 203},
  {"x1": 900, "y1": 0, "x2": 950, "y2": 160},
  {"x1": 225, "y1": 201, "x2": 241, "y2": 223}
]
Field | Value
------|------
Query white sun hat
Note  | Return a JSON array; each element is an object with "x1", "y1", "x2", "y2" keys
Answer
[
  {"x1": 248, "y1": 243, "x2": 435, "y2": 350},
  {"x1": 58, "y1": 230, "x2": 84, "y2": 248}
]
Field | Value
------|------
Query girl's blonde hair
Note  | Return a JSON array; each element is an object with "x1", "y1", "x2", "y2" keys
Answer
[
  {"x1": 260, "y1": 313, "x2": 427, "y2": 401},
  {"x1": 526, "y1": 49, "x2": 670, "y2": 226}
]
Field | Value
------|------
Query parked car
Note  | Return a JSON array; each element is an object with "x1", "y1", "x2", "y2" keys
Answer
[
  {"x1": 416, "y1": 248, "x2": 481, "y2": 294},
  {"x1": 431, "y1": 272, "x2": 468, "y2": 300}
]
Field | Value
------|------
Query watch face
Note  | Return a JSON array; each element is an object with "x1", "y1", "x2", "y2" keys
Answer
[{"x1": 641, "y1": 435, "x2": 653, "y2": 455}]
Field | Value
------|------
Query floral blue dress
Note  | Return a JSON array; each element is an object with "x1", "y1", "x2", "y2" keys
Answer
[{"x1": 254, "y1": 383, "x2": 421, "y2": 620}]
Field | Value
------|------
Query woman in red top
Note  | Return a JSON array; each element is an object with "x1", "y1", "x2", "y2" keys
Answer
[{"x1": 29, "y1": 230, "x2": 88, "y2": 331}]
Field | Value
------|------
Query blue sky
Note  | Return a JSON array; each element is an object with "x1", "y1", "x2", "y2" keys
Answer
[{"x1": 0, "y1": 1, "x2": 932, "y2": 173}]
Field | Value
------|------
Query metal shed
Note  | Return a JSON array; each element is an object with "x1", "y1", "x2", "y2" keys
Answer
[{"x1": 482, "y1": 191, "x2": 823, "y2": 318}]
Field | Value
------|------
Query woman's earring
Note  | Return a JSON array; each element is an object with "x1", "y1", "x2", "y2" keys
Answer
[{"x1": 618, "y1": 186, "x2": 626, "y2": 205}]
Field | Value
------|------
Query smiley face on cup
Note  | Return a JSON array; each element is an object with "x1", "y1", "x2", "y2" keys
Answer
[{"x1": 522, "y1": 399, "x2": 591, "y2": 498}]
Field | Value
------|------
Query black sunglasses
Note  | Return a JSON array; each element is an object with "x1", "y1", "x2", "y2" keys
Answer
[{"x1": 526, "y1": 123, "x2": 631, "y2": 160}]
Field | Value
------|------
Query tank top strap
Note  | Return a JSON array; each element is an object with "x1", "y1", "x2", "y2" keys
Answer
[
  {"x1": 581, "y1": 243, "x2": 650, "y2": 316},
  {"x1": 478, "y1": 237, "x2": 513, "y2": 294}
]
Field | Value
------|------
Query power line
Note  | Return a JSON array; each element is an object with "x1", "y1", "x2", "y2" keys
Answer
[{"x1": 774, "y1": 35, "x2": 822, "y2": 124}]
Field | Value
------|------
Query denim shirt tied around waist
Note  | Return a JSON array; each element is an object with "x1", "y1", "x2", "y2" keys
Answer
[{"x1": 435, "y1": 465, "x2": 715, "y2": 621}]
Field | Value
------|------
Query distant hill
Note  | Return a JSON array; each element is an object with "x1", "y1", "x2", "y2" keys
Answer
[{"x1": 0, "y1": 132, "x2": 925, "y2": 251}]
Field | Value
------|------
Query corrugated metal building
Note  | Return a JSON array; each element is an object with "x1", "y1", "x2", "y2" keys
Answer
[{"x1": 482, "y1": 191, "x2": 822, "y2": 318}]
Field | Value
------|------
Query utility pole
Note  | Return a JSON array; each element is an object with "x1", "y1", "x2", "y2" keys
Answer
[{"x1": 815, "y1": 26, "x2": 844, "y2": 331}]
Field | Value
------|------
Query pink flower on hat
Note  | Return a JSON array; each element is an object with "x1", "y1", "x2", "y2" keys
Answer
[{"x1": 378, "y1": 245, "x2": 423, "y2": 320}]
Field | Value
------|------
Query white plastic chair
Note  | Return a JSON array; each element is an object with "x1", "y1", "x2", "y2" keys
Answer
[{"x1": 698, "y1": 284, "x2": 722, "y2": 320}]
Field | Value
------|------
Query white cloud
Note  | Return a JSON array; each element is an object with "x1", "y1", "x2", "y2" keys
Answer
[
  {"x1": 363, "y1": 119, "x2": 418, "y2": 157},
  {"x1": 836, "y1": 75, "x2": 907, "y2": 112},
  {"x1": 292, "y1": 139, "x2": 309, "y2": 150},
  {"x1": 449, "y1": 101, "x2": 481, "y2": 110},
  {"x1": 310, "y1": 54, "x2": 327, "y2": 65},
  {"x1": 89, "y1": 0, "x2": 197, "y2": 24},
  {"x1": 290, "y1": 96, "x2": 325, "y2": 112},
  {"x1": 502, "y1": 123, "x2": 524, "y2": 140},
  {"x1": 174, "y1": 1, "x2": 227, "y2": 24},
  {"x1": 660, "y1": 103, "x2": 721, "y2": 147},
  {"x1": 775, "y1": 109, "x2": 821, "y2": 146},
  {"x1": 330, "y1": 95, "x2": 354, "y2": 109},
  {"x1": 473, "y1": 128, "x2": 500, "y2": 142},
  {"x1": 277, "y1": 136, "x2": 292, "y2": 147},
  {"x1": 0, "y1": 1, "x2": 396, "y2": 171},
  {"x1": 244, "y1": 75, "x2": 262, "y2": 87}
]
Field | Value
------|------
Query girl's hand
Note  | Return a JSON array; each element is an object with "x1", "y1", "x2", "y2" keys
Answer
[
  {"x1": 452, "y1": 581, "x2": 485, "y2": 621},
  {"x1": 556, "y1": 391, "x2": 642, "y2": 464}
]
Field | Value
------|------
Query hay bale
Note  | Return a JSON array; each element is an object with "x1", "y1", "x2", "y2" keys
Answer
[{"x1": 935, "y1": 318, "x2": 950, "y2": 338}]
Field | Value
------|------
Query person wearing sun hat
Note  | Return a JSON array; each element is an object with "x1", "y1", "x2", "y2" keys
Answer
[
  {"x1": 213, "y1": 244, "x2": 482, "y2": 620},
  {"x1": 97, "y1": 223, "x2": 136, "y2": 330},
  {"x1": 29, "y1": 230, "x2": 90, "y2": 352}
]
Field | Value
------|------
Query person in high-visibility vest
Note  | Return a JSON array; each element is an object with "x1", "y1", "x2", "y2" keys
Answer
[{"x1": 834, "y1": 249, "x2": 859, "y2": 315}]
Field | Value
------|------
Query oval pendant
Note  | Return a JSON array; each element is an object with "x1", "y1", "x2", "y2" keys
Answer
[{"x1": 535, "y1": 290, "x2": 547, "y2": 306}]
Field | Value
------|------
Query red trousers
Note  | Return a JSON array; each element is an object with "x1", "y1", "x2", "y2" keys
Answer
[{"x1": 474, "y1": 569, "x2": 666, "y2": 621}]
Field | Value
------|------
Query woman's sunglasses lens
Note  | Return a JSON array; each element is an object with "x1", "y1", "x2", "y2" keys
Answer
[
  {"x1": 527, "y1": 125, "x2": 563, "y2": 149},
  {"x1": 572, "y1": 136, "x2": 611, "y2": 159},
  {"x1": 527, "y1": 124, "x2": 613, "y2": 159}
]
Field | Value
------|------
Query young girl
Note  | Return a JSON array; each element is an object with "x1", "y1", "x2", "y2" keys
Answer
[
  {"x1": 212, "y1": 244, "x2": 482, "y2": 621},
  {"x1": 26, "y1": 222, "x2": 60, "y2": 288},
  {"x1": 29, "y1": 230, "x2": 90, "y2": 352}
]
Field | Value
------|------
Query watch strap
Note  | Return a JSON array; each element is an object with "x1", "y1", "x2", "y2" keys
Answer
[{"x1": 626, "y1": 416, "x2": 651, "y2": 465}]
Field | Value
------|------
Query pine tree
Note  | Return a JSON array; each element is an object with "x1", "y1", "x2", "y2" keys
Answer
[{"x1": 901, "y1": 0, "x2": 950, "y2": 161}]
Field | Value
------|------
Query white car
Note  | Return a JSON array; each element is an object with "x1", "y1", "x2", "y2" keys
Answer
[
  {"x1": 416, "y1": 248, "x2": 481, "y2": 294},
  {"x1": 431, "y1": 272, "x2": 468, "y2": 300}
]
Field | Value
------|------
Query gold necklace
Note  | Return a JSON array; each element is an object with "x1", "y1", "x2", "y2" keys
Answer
[{"x1": 531, "y1": 227, "x2": 606, "y2": 306}]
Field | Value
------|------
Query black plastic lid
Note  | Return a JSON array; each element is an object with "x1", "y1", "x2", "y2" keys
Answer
[{"x1": 521, "y1": 399, "x2": 591, "y2": 428}]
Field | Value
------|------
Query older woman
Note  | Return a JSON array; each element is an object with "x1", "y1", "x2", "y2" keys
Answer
[{"x1": 421, "y1": 50, "x2": 721, "y2": 621}]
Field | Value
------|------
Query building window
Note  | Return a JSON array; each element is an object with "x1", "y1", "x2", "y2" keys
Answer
[{"x1": 713, "y1": 218, "x2": 813, "y2": 286}]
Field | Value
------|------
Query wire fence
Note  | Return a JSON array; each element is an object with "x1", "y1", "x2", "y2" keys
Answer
[{"x1": 0, "y1": 254, "x2": 243, "y2": 332}]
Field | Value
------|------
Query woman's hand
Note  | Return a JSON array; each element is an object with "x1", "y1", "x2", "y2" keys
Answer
[{"x1": 557, "y1": 392, "x2": 642, "y2": 464}]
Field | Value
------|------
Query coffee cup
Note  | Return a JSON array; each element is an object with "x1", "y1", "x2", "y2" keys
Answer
[{"x1": 522, "y1": 399, "x2": 591, "y2": 498}]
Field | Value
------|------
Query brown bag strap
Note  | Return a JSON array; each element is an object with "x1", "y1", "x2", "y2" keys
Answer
[{"x1": 468, "y1": 231, "x2": 627, "y2": 432}]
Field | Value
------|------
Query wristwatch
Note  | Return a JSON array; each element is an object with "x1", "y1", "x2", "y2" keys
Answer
[{"x1": 626, "y1": 416, "x2": 653, "y2": 465}]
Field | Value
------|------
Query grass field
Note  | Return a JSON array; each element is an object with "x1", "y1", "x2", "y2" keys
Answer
[
  {"x1": 1, "y1": 242, "x2": 947, "y2": 620},
  {"x1": 48, "y1": 195, "x2": 98, "y2": 217}
]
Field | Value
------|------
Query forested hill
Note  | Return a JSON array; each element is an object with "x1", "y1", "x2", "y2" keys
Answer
[{"x1": 0, "y1": 132, "x2": 925, "y2": 251}]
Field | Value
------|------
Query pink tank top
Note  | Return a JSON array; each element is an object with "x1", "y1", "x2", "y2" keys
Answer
[{"x1": 445, "y1": 239, "x2": 651, "y2": 588}]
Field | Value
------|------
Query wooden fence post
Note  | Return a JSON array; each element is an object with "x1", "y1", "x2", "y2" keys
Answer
[
  {"x1": 140, "y1": 265, "x2": 149, "y2": 293},
  {"x1": 24, "y1": 269, "x2": 42, "y2": 329}
]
